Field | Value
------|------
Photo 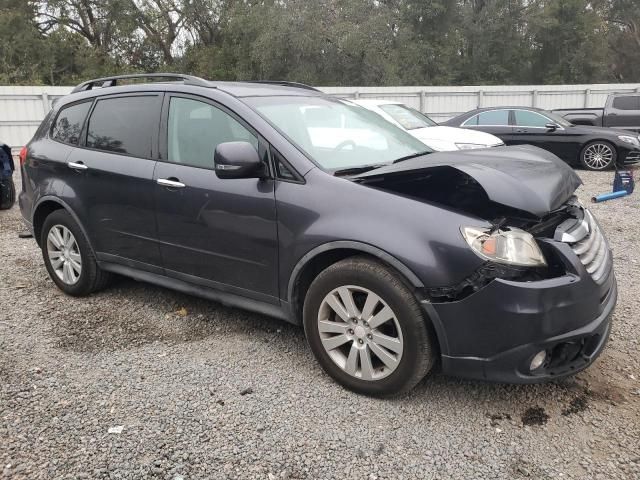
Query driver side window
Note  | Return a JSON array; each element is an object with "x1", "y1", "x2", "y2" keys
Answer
[
  {"x1": 167, "y1": 97, "x2": 258, "y2": 169},
  {"x1": 514, "y1": 110, "x2": 551, "y2": 128}
]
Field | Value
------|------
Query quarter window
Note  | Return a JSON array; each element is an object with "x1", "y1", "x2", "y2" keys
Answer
[
  {"x1": 167, "y1": 97, "x2": 258, "y2": 169},
  {"x1": 51, "y1": 102, "x2": 92, "y2": 145},
  {"x1": 514, "y1": 110, "x2": 551, "y2": 128},
  {"x1": 612, "y1": 96, "x2": 639, "y2": 111},
  {"x1": 86, "y1": 96, "x2": 159, "y2": 158},
  {"x1": 464, "y1": 110, "x2": 510, "y2": 126}
]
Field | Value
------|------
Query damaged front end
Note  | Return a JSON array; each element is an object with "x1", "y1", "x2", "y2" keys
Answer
[
  {"x1": 351, "y1": 148, "x2": 616, "y2": 382},
  {"x1": 351, "y1": 148, "x2": 586, "y2": 301}
]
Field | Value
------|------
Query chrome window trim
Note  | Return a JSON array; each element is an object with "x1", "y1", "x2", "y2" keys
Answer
[
  {"x1": 512, "y1": 109, "x2": 565, "y2": 130},
  {"x1": 461, "y1": 109, "x2": 510, "y2": 127}
]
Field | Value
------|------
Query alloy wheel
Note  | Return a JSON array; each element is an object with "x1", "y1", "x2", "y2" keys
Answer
[
  {"x1": 583, "y1": 143, "x2": 614, "y2": 170},
  {"x1": 317, "y1": 285, "x2": 403, "y2": 381},
  {"x1": 46, "y1": 224, "x2": 82, "y2": 285}
]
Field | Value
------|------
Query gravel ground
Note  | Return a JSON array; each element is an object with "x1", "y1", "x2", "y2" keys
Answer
[{"x1": 1, "y1": 167, "x2": 639, "y2": 480}]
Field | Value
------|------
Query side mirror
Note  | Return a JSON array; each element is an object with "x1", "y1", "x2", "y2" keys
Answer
[
  {"x1": 214, "y1": 141, "x2": 264, "y2": 179},
  {"x1": 545, "y1": 123, "x2": 559, "y2": 131}
]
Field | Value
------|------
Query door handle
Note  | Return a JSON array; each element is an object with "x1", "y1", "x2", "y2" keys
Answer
[
  {"x1": 157, "y1": 178, "x2": 186, "y2": 189},
  {"x1": 515, "y1": 129, "x2": 528, "y2": 133},
  {"x1": 68, "y1": 161, "x2": 88, "y2": 170}
]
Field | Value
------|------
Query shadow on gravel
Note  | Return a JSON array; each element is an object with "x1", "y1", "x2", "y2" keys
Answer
[{"x1": 52, "y1": 278, "x2": 299, "y2": 353}]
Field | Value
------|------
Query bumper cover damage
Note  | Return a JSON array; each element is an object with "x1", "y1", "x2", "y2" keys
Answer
[{"x1": 423, "y1": 236, "x2": 616, "y2": 383}]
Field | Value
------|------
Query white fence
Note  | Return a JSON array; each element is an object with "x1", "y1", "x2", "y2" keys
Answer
[{"x1": 3, "y1": 83, "x2": 640, "y2": 150}]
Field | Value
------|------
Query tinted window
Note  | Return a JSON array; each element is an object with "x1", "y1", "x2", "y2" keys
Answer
[
  {"x1": 612, "y1": 96, "x2": 639, "y2": 110},
  {"x1": 86, "y1": 96, "x2": 159, "y2": 157},
  {"x1": 464, "y1": 110, "x2": 510, "y2": 126},
  {"x1": 514, "y1": 110, "x2": 551, "y2": 127},
  {"x1": 51, "y1": 102, "x2": 92, "y2": 145},
  {"x1": 167, "y1": 97, "x2": 258, "y2": 169}
]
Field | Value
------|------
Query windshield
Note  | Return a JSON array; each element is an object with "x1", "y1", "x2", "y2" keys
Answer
[
  {"x1": 544, "y1": 110, "x2": 573, "y2": 128},
  {"x1": 379, "y1": 104, "x2": 437, "y2": 130},
  {"x1": 246, "y1": 96, "x2": 432, "y2": 170}
]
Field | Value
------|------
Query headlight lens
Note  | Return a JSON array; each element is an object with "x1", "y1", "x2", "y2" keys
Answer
[
  {"x1": 461, "y1": 226, "x2": 547, "y2": 267},
  {"x1": 455, "y1": 143, "x2": 486, "y2": 150},
  {"x1": 618, "y1": 135, "x2": 640, "y2": 147}
]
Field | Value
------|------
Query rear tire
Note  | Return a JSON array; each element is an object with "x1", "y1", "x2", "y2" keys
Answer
[
  {"x1": 580, "y1": 141, "x2": 617, "y2": 171},
  {"x1": 41, "y1": 209, "x2": 111, "y2": 296},
  {"x1": 303, "y1": 256, "x2": 435, "y2": 396},
  {"x1": 0, "y1": 177, "x2": 15, "y2": 210}
]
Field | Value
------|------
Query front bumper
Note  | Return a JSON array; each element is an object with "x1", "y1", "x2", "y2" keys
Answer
[
  {"x1": 621, "y1": 146, "x2": 640, "y2": 165},
  {"x1": 422, "y1": 241, "x2": 616, "y2": 383}
]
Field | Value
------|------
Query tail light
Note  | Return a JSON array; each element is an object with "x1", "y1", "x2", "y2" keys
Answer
[{"x1": 19, "y1": 146, "x2": 27, "y2": 166}]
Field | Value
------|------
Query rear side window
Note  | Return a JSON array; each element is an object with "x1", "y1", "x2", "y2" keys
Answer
[
  {"x1": 167, "y1": 97, "x2": 258, "y2": 169},
  {"x1": 612, "y1": 96, "x2": 639, "y2": 110},
  {"x1": 464, "y1": 110, "x2": 510, "y2": 126},
  {"x1": 86, "y1": 96, "x2": 159, "y2": 158},
  {"x1": 51, "y1": 102, "x2": 92, "y2": 145}
]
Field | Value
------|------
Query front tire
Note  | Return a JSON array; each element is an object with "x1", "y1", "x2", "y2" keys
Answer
[
  {"x1": 303, "y1": 257, "x2": 435, "y2": 396},
  {"x1": 580, "y1": 141, "x2": 617, "y2": 171},
  {"x1": 41, "y1": 209, "x2": 111, "y2": 296}
]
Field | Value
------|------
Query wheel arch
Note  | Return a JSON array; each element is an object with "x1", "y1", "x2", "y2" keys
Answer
[
  {"x1": 287, "y1": 241, "x2": 425, "y2": 321},
  {"x1": 288, "y1": 241, "x2": 446, "y2": 359},
  {"x1": 32, "y1": 197, "x2": 94, "y2": 254}
]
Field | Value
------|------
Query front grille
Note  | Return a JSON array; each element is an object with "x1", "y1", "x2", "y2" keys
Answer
[
  {"x1": 554, "y1": 205, "x2": 612, "y2": 285},
  {"x1": 625, "y1": 150, "x2": 640, "y2": 163},
  {"x1": 566, "y1": 210, "x2": 611, "y2": 285}
]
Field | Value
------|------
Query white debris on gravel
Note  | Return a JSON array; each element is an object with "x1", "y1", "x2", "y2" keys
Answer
[{"x1": 1, "y1": 167, "x2": 639, "y2": 479}]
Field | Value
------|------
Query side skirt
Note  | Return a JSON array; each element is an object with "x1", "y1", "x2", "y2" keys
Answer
[{"x1": 98, "y1": 261, "x2": 296, "y2": 324}]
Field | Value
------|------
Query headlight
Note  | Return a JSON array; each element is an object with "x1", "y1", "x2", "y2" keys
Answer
[
  {"x1": 461, "y1": 226, "x2": 547, "y2": 267},
  {"x1": 455, "y1": 143, "x2": 486, "y2": 150},
  {"x1": 618, "y1": 135, "x2": 640, "y2": 147}
]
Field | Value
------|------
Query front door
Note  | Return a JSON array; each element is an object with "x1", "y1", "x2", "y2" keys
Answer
[
  {"x1": 154, "y1": 94, "x2": 279, "y2": 302},
  {"x1": 508, "y1": 109, "x2": 577, "y2": 162}
]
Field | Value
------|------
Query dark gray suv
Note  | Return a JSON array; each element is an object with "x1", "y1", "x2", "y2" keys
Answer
[{"x1": 19, "y1": 74, "x2": 616, "y2": 395}]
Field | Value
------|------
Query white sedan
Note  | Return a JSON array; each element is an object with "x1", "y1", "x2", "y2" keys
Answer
[{"x1": 351, "y1": 99, "x2": 504, "y2": 151}]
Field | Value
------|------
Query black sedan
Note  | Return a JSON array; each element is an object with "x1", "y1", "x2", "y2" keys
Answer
[{"x1": 444, "y1": 107, "x2": 640, "y2": 170}]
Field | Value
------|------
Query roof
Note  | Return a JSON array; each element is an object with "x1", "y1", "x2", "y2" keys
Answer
[{"x1": 212, "y1": 82, "x2": 324, "y2": 98}]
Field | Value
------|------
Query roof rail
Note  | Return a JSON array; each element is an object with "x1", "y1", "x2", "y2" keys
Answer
[
  {"x1": 71, "y1": 73, "x2": 211, "y2": 93},
  {"x1": 248, "y1": 81, "x2": 321, "y2": 92}
]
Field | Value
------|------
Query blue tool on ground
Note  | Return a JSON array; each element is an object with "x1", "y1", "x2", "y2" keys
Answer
[
  {"x1": 591, "y1": 169, "x2": 635, "y2": 203},
  {"x1": 613, "y1": 169, "x2": 634, "y2": 194}
]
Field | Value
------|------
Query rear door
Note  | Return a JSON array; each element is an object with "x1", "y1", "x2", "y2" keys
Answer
[
  {"x1": 154, "y1": 94, "x2": 279, "y2": 302},
  {"x1": 460, "y1": 109, "x2": 513, "y2": 142},
  {"x1": 64, "y1": 93, "x2": 163, "y2": 271},
  {"x1": 508, "y1": 109, "x2": 578, "y2": 161},
  {"x1": 605, "y1": 95, "x2": 640, "y2": 130}
]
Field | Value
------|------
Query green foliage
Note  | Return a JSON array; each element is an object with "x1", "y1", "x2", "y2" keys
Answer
[{"x1": 0, "y1": 0, "x2": 639, "y2": 85}]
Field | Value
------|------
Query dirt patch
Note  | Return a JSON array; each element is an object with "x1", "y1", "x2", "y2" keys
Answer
[
  {"x1": 53, "y1": 302, "x2": 218, "y2": 352},
  {"x1": 522, "y1": 406, "x2": 549, "y2": 426},
  {"x1": 562, "y1": 395, "x2": 589, "y2": 416}
]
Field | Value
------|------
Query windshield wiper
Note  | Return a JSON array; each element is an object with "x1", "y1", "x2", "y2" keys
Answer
[
  {"x1": 333, "y1": 164, "x2": 388, "y2": 177},
  {"x1": 392, "y1": 150, "x2": 432, "y2": 164}
]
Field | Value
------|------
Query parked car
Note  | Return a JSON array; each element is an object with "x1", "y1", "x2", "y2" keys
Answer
[
  {"x1": 19, "y1": 74, "x2": 616, "y2": 395},
  {"x1": 444, "y1": 106, "x2": 640, "y2": 170},
  {"x1": 351, "y1": 99, "x2": 504, "y2": 151},
  {"x1": 0, "y1": 141, "x2": 15, "y2": 210},
  {"x1": 552, "y1": 92, "x2": 640, "y2": 132}
]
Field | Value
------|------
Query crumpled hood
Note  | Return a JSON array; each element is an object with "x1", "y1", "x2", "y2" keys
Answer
[{"x1": 354, "y1": 145, "x2": 582, "y2": 217}]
